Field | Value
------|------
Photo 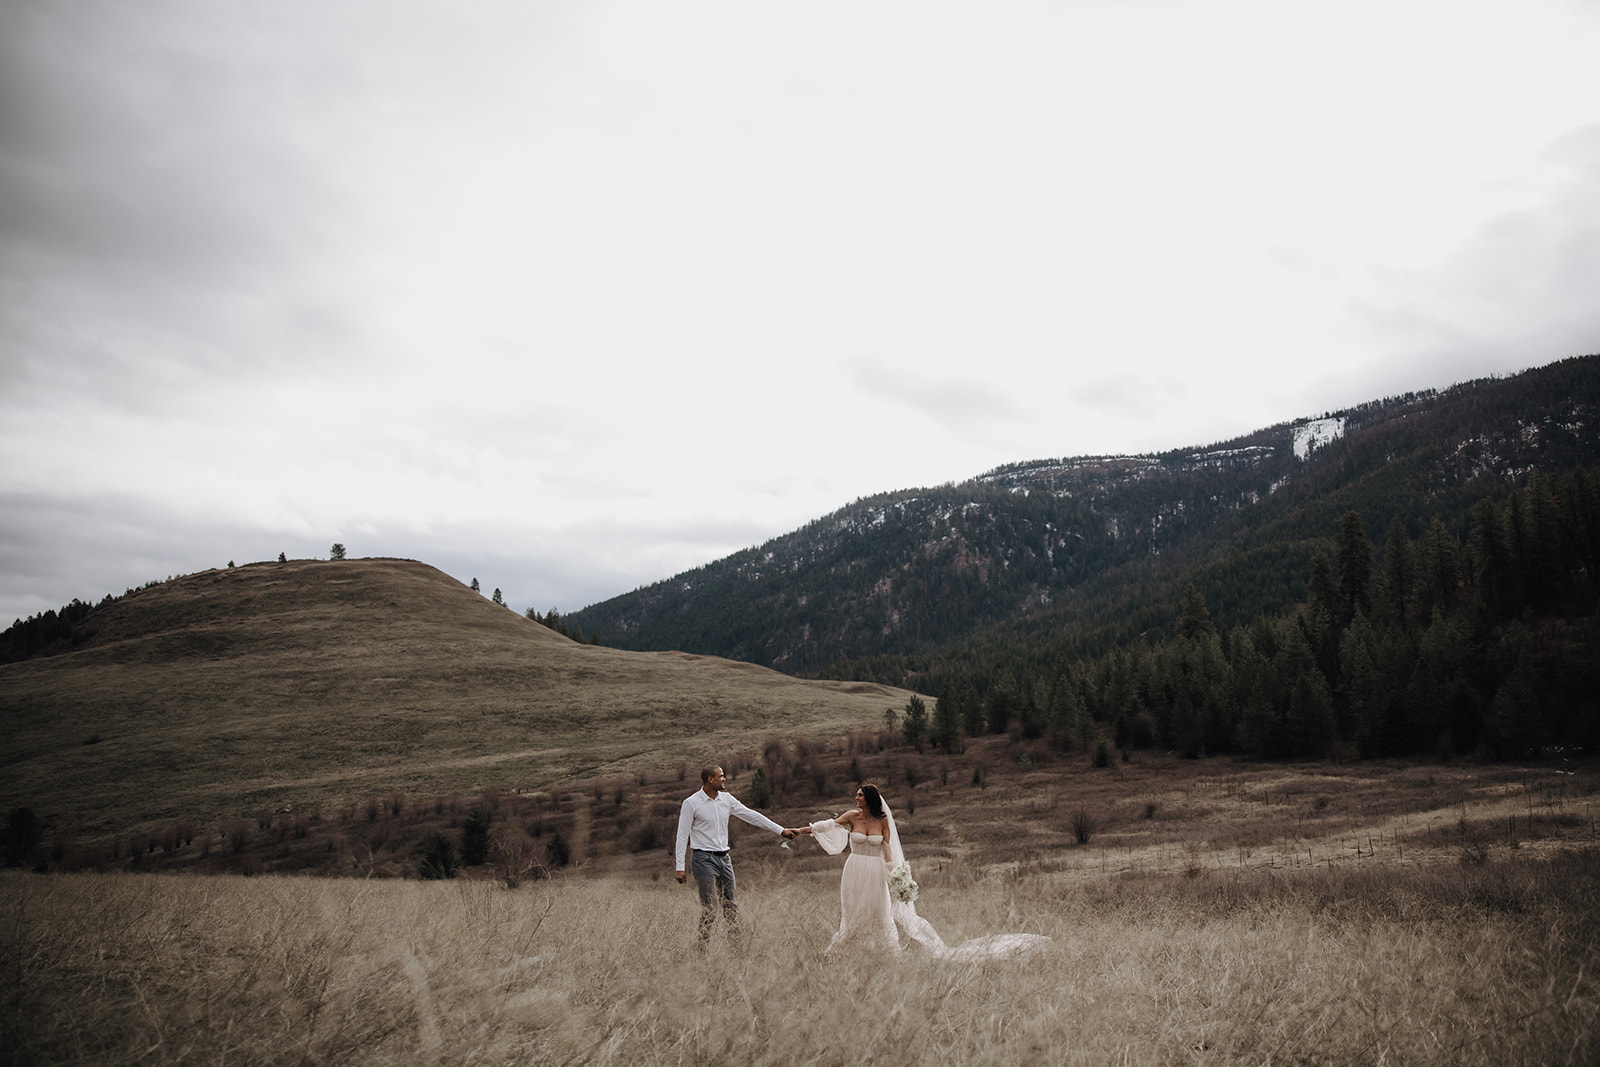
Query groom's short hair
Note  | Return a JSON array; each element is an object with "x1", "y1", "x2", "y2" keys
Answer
[{"x1": 701, "y1": 766, "x2": 719, "y2": 784}]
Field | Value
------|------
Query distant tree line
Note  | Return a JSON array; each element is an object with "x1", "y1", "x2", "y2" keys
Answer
[
  {"x1": 526, "y1": 607, "x2": 602, "y2": 646},
  {"x1": 905, "y1": 468, "x2": 1599, "y2": 762}
]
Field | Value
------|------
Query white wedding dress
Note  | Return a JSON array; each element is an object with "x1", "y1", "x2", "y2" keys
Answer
[{"x1": 809, "y1": 802, "x2": 1051, "y2": 961}]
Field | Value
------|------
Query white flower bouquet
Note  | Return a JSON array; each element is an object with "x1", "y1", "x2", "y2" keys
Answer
[{"x1": 887, "y1": 860, "x2": 919, "y2": 904}]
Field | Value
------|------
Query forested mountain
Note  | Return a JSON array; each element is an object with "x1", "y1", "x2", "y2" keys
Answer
[{"x1": 568, "y1": 355, "x2": 1600, "y2": 706}]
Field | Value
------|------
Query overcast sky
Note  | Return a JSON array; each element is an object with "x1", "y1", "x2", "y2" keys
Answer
[{"x1": 3, "y1": 1, "x2": 1599, "y2": 627}]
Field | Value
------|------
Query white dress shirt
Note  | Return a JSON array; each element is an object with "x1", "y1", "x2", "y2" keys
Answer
[{"x1": 675, "y1": 787, "x2": 786, "y2": 870}]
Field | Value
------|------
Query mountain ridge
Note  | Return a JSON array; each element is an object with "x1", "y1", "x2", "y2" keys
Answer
[{"x1": 568, "y1": 355, "x2": 1600, "y2": 684}]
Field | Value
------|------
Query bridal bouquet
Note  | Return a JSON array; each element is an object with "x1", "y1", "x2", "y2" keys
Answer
[{"x1": 887, "y1": 860, "x2": 919, "y2": 904}]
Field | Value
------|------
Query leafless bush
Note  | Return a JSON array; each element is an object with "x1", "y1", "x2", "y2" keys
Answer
[
  {"x1": 491, "y1": 826, "x2": 542, "y2": 888},
  {"x1": 1070, "y1": 809, "x2": 1097, "y2": 845},
  {"x1": 225, "y1": 821, "x2": 251, "y2": 854}
]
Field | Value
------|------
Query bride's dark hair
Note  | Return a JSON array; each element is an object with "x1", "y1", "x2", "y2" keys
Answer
[{"x1": 859, "y1": 783, "x2": 885, "y2": 819}]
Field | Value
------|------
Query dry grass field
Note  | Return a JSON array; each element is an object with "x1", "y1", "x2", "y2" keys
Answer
[{"x1": 6, "y1": 754, "x2": 1598, "y2": 1065}]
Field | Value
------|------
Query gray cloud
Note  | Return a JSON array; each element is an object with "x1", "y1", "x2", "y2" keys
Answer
[{"x1": 847, "y1": 354, "x2": 1026, "y2": 428}]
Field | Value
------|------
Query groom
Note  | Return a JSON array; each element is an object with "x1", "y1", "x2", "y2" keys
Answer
[{"x1": 674, "y1": 765, "x2": 797, "y2": 942}]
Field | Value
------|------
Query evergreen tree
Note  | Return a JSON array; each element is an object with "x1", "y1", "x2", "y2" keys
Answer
[
  {"x1": 1416, "y1": 519, "x2": 1462, "y2": 617},
  {"x1": 492, "y1": 588, "x2": 504, "y2": 606},
  {"x1": 329, "y1": 543, "x2": 347, "y2": 561},
  {"x1": 461, "y1": 807, "x2": 491, "y2": 866},
  {"x1": 1306, "y1": 552, "x2": 1338, "y2": 620},
  {"x1": 419, "y1": 832, "x2": 459, "y2": 879},
  {"x1": 901, "y1": 694, "x2": 930, "y2": 752},
  {"x1": 984, "y1": 682, "x2": 1015, "y2": 735},
  {"x1": 545, "y1": 830, "x2": 570, "y2": 868},
  {"x1": 749, "y1": 767, "x2": 773, "y2": 807},
  {"x1": 1341, "y1": 611, "x2": 1384, "y2": 756},
  {"x1": 958, "y1": 683, "x2": 985, "y2": 739},
  {"x1": 1179, "y1": 583, "x2": 1214, "y2": 640},
  {"x1": 1380, "y1": 515, "x2": 1416, "y2": 628},
  {"x1": 1471, "y1": 496, "x2": 1519, "y2": 620},
  {"x1": 1335, "y1": 511, "x2": 1374, "y2": 625},
  {"x1": 931, "y1": 688, "x2": 962, "y2": 753}
]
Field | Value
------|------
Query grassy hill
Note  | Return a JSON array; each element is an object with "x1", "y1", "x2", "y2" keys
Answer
[{"x1": 0, "y1": 557, "x2": 917, "y2": 845}]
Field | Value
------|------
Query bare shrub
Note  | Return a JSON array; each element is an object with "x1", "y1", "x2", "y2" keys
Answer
[
  {"x1": 491, "y1": 826, "x2": 541, "y2": 888},
  {"x1": 1070, "y1": 809, "x2": 1097, "y2": 845},
  {"x1": 225, "y1": 821, "x2": 251, "y2": 854},
  {"x1": 627, "y1": 816, "x2": 672, "y2": 855}
]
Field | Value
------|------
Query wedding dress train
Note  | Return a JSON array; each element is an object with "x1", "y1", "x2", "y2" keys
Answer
[{"x1": 809, "y1": 803, "x2": 1051, "y2": 961}]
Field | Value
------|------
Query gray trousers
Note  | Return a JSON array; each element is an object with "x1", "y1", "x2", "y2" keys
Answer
[{"x1": 691, "y1": 849, "x2": 739, "y2": 940}]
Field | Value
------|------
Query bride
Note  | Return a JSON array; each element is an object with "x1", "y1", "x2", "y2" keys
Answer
[{"x1": 799, "y1": 783, "x2": 1051, "y2": 960}]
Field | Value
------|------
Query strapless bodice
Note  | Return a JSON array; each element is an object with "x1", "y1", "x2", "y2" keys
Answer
[{"x1": 847, "y1": 831, "x2": 883, "y2": 855}]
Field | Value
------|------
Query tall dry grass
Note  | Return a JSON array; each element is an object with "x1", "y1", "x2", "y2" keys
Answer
[{"x1": 5, "y1": 847, "x2": 1596, "y2": 1065}]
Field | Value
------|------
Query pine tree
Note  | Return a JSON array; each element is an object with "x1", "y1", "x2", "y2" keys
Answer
[
  {"x1": 931, "y1": 688, "x2": 962, "y2": 753},
  {"x1": 1416, "y1": 519, "x2": 1462, "y2": 616},
  {"x1": 461, "y1": 807, "x2": 491, "y2": 866},
  {"x1": 901, "y1": 694, "x2": 930, "y2": 752},
  {"x1": 1380, "y1": 515, "x2": 1416, "y2": 628},
  {"x1": 1307, "y1": 552, "x2": 1338, "y2": 620},
  {"x1": 1341, "y1": 611, "x2": 1384, "y2": 756},
  {"x1": 419, "y1": 832, "x2": 459, "y2": 879},
  {"x1": 1335, "y1": 511, "x2": 1374, "y2": 625},
  {"x1": 1179, "y1": 583, "x2": 1214, "y2": 640}
]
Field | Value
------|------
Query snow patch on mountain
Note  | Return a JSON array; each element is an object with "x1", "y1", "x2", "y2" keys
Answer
[{"x1": 1293, "y1": 417, "x2": 1346, "y2": 459}]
